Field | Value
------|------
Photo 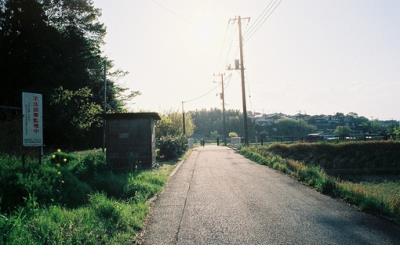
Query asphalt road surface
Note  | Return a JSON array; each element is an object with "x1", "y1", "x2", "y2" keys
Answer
[{"x1": 142, "y1": 146, "x2": 400, "y2": 245}]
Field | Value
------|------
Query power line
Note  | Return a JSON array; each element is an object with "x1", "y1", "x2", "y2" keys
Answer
[
  {"x1": 245, "y1": 0, "x2": 282, "y2": 42},
  {"x1": 183, "y1": 85, "x2": 219, "y2": 104},
  {"x1": 216, "y1": 22, "x2": 237, "y2": 75},
  {"x1": 224, "y1": 73, "x2": 233, "y2": 90},
  {"x1": 183, "y1": 74, "x2": 232, "y2": 108},
  {"x1": 246, "y1": 72, "x2": 254, "y2": 113},
  {"x1": 150, "y1": 0, "x2": 193, "y2": 25},
  {"x1": 245, "y1": 0, "x2": 280, "y2": 38},
  {"x1": 216, "y1": 22, "x2": 233, "y2": 71},
  {"x1": 245, "y1": 0, "x2": 275, "y2": 35},
  {"x1": 223, "y1": 35, "x2": 235, "y2": 68}
]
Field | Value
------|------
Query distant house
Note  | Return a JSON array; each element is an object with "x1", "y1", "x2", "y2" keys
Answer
[
  {"x1": 254, "y1": 113, "x2": 286, "y2": 127},
  {"x1": 306, "y1": 133, "x2": 324, "y2": 142}
]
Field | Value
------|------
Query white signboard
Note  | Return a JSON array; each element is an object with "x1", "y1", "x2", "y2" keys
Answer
[{"x1": 22, "y1": 92, "x2": 43, "y2": 147}]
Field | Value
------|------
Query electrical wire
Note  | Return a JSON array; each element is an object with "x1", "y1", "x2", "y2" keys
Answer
[
  {"x1": 246, "y1": 72, "x2": 254, "y2": 112},
  {"x1": 150, "y1": 0, "x2": 193, "y2": 25},
  {"x1": 216, "y1": 22, "x2": 237, "y2": 73},
  {"x1": 245, "y1": 0, "x2": 282, "y2": 42},
  {"x1": 183, "y1": 73, "x2": 232, "y2": 106},
  {"x1": 224, "y1": 36, "x2": 235, "y2": 65},
  {"x1": 183, "y1": 85, "x2": 219, "y2": 104},
  {"x1": 224, "y1": 73, "x2": 233, "y2": 89},
  {"x1": 245, "y1": 0, "x2": 279, "y2": 38},
  {"x1": 245, "y1": 0, "x2": 275, "y2": 35},
  {"x1": 216, "y1": 22, "x2": 233, "y2": 71}
]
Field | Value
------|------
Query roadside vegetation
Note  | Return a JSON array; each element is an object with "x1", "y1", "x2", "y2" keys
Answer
[
  {"x1": 0, "y1": 150, "x2": 176, "y2": 244},
  {"x1": 156, "y1": 112, "x2": 191, "y2": 160},
  {"x1": 267, "y1": 141, "x2": 400, "y2": 175},
  {"x1": 240, "y1": 141, "x2": 400, "y2": 224}
]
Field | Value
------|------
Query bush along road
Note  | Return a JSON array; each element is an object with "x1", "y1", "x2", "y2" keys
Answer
[
  {"x1": 0, "y1": 150, "x2": 181, "y2": 245},
  {"x1": 143, "y1": 146, "x2": 400, "y2": 245}
]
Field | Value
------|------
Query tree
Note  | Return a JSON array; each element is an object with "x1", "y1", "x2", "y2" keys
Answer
[
  {"x1": 228, "y1": 132, "x2": 238, "y2": 138},
  {"x1": 190, "y1": 108, "x2": 256, "y2": 140},
  {"x1": 210, "y1": 130, "x2": 219, "y2": 140},
  {"x1": 334, "y1": 126, "x2": 352, "y2": 139},
  {"x1": 261, "y1": 118, "x2": 316, "y2": 139},
  {"x1": 156, "y1": 112, "x2": 195, "y2": 138},
  {"x1": 156, "y1": 112, "x2": 195, "y2": 160},
  {"x1": 391, "y1": 127, "x2": 400, "y2": 140},
  {"x1": 0, "y1": 0, "x2": 5, "y2": 28},
  {"x1": 0, "y1": 0, "x2": 139, "y2": 149},
  {"x1": 0, "y1": 0, "x2": 61, "y2": 105}
]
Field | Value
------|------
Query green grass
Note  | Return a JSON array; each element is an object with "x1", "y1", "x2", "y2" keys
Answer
[
  {"x1": 0, "y1": 150, "x2": 176, "y2": 244},
  {"x1": 0, "y1": 194, "x2": 149, "y2": 245},
  {"x1": 338, "y1": 181, "x2": 400, "y2": 216},
  {"x1": 240, "y1": 146, "x2": 400, "y2": 224}
]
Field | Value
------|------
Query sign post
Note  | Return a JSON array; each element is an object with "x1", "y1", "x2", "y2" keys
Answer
[{"x1": 22, "y1": 92, "x2": 43, "y2": 163}]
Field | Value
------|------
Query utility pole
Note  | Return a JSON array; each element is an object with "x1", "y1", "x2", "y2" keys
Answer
[
  {"x1": 182, "y1": 101, "x2": 186, "y2": 136},
  {"x1": 103, "y1": 61, "x2": 107, "y2": 153},
  {"x1": 215, "y1": 73, "x2": 227, "y2": 146},
  {"x1": 229, "y1": 16, "x2": 250, "y2": 146}
]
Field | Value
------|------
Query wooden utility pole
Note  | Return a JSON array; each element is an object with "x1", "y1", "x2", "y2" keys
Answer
[
  {"x1": 215, "y1": 73, "x2": 227, "y2": 145},
  {"x1": 229, "y1": 16, "x2": 250, "y2": 145},
  {"x1": 103, "y1": 62, "x2": 107, "y2": 153},
  {"x1": 182, "y1": 101, "x2": 186, "y2": 136}
]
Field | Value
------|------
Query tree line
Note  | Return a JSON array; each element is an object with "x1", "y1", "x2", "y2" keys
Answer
[
  {"x1": 0, "y1": 0, "x2": 139, "y2": 150},
  {"x1": 182, "y1": 109, "x2": 400, "y2": 141}
]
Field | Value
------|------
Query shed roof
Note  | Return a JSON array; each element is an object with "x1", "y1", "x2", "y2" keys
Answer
[{"x1": 105, "y1": 112, "x2": 161, "y2": 120}]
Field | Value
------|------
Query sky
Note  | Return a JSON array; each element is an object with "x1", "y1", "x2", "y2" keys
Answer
[{"x1": 93, "y1": 0, "x2": 400, "y2": 120}]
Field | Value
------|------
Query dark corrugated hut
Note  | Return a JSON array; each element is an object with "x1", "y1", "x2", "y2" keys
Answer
[{"x1": 105, "y1": 112, "x2": 161, "y2": 170}]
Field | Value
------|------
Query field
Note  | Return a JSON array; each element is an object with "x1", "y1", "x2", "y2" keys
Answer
[
  {"x1": 266, "y1": 141, "x2": 400, "y2": 176},
  {"x1": 240, "y1": 141, "x2": 400, "y2": 224},
  {"x1": 0, "y1": 150, "x2": 176, "y2": 244}
]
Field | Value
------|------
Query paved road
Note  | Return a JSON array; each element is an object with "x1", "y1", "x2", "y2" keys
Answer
[{"x1": 142, "y1": 146, "x2": 400, "y2": 245}]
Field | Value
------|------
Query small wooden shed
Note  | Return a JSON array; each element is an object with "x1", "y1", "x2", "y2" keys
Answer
[{"x1": 105, "y1": 112, "x2": 161, "y2": 170}]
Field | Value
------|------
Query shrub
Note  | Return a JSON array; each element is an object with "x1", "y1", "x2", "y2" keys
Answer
[
  {"x1": 0, "y1": 154, "x2": 27, "y2": 212},
  {"x1": 157, "y1": 135, "x2": 187, "y2": 160},
  {"x1": 0, "y1": 154, "x2": 68, "y2": 212},
  {"x1": 71, "y1": 151, "x2": 107, "y2": 181},
  {"x1": 49, "y1": 150, "x2": 77, "y2": 167},
  {"x1": 0, "y1": 151, "x2": 176, "y2": 244},
  {"x1": 229, "y1": 132, "x2": 238, "y2": 138},
  {"x1": 0, "y1": 150, "x2": 108, "y2": 212},
  {"x1": 315, "y1": 176, "x2": 337, "y2": 195},
  {"x1": 57, "y1": 170, "x2": 92, "y2": 207},
  {"x1": 90, "y1": 194, "x2": 124, "y2": 230},
  {"x1": 87, "y1": 172, "x2": 128, "y2": 199}
]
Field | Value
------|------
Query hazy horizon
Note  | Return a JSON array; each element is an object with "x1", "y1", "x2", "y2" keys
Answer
[{"x1": 93, "y1": 0, "x2": 400, "y2": 120}]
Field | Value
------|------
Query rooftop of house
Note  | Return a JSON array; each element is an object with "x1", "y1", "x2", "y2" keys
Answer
[{"x1": 104, "y1": 112, "x2": 161, "y2": 121}]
